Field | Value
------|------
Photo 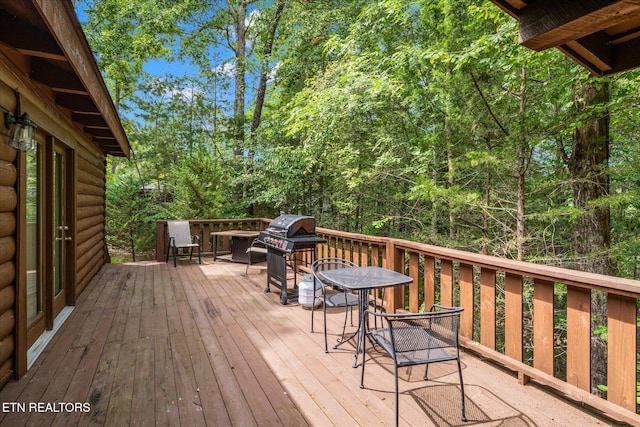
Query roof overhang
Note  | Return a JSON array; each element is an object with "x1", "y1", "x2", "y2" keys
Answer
[
  {"x1": 490, "y1": 0, "x2": 640, "y2": 76},
  {"x1": 0, "y1": 0, "x2": 130, "y2": 157}
]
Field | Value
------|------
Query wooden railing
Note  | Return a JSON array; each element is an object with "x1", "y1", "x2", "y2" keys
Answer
[
  {"x1": 155, "y1": 218, "x2": 267, "y2": 260},
  {"x1": 157, "y1": 219, "x2": 640, "y2": 425}
]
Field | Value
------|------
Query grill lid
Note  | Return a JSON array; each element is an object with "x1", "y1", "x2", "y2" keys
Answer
[{"x1": 268, "y1": 214, "x2": 316, "y2": 237}]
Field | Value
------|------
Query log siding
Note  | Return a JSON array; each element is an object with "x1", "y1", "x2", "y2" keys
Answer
[
  {"x1": 0, "y1": 132, "x2": 17, "y2": 387},
  {"x1": 75, "y1": 145, "x2": 107, "y2": 295}
]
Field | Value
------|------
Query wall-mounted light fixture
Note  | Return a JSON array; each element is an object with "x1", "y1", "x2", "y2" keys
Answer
[
  {"x1": 4, "y1": 91, "x2": 37, "y2": 152},
  {"x1": 4, "y1": 111, "x2": 37, "y2": 152}
]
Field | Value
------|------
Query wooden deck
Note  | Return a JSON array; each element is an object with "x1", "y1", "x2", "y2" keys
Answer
[{"x1": 0, "y1": 260, "x2": 622, "y2": 426}]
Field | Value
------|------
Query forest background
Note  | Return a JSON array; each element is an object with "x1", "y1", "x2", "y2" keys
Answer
[{"x1": 77, "y1": 0, "x2": 640, "y2": 282}]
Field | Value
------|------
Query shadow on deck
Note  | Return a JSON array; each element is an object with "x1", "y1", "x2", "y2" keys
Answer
[{"x1": 0, "y1": 261, "x2": 620, "y2": 426}]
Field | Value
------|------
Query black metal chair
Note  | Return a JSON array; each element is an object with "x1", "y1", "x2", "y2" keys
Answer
[
  {"x1": 360, "y1": 304, "x2": 467, "y2": 426},
  {"x1": 245, "y1": 239, "x2": 268, "y2": 274},
  {"x1": 311, "y1": 257, "x2": 360, "y2": 353},
  {"x1": 166, "y1": 221, "x2": 201, "y2": 267}
]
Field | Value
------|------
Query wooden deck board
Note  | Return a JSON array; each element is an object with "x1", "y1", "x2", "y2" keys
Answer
[
  {"x1": 193, "y1": 266, "x2": 300, "y2": 426},
  {"x1": 0, "y1": 260, "x2": 621, "y2": 427},
  {"x1": 171, "y1": 265, "x2": 245, "y2": 426}
]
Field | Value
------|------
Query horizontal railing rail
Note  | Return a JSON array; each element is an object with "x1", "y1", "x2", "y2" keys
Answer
[{"x1": 156, "y1": 219, "x2": 639, "y2": 425}]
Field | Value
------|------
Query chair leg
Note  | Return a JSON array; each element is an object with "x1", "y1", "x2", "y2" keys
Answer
[
  {"x1": 457, "y1": 358, "x2": 467, "y2": 422},
  {"x1": 360, "y1": 321, "x2": 368, "y2": 389},
  {"x1": 349, "y1": 304, "x2": 354, "y2": 326},
  {"x1": 323, "y1": 293, "x2": 329, "y2": 353},
  {"x1": 310, "y1": 283, "x2": 316, "y2": 333},
  {"x1": 339, "y1": 292, "x2": 351, "y2": 341},
  {"x1": 394, "y1": 364, "x2": 400, "y2": 427},
  {"x1": 166, "y1": 243, "x2": 170, "y2": 263},
  {"x1": 310, "y1": 277, "x2": 321, "y2": 333},
  {"x1": 173, "y1": 246, "x2": 177, "y2": 267},
  {"x1": 197, "y1": 245, "x2": 201, "y2": 264}
]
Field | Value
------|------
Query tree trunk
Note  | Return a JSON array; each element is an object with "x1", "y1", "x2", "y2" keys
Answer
[
  {"x1": 231, "y1": 0, "x2": 247, "y2": 157},
  {"x1": 570, "y1": 82, "x2": 611, "y2": 275},
  {"x1": 516, "y1": 66, "x2": 528, "y2": 261},
  {"x1": 483, "y1": 137, "x2": 491, "y2": 255},
  {"x1": 560, "y1": 79, "x2": 611, "y2": 397},
  {"x1": 250, "y1": 0, "x2": 287, "y2": 142}
]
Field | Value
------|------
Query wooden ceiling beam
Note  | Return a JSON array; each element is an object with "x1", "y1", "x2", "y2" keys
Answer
[
  {"x1": 55, "y1": 92, "x2": 100, "y2": 114},
  {"x1": 519, "y1": 0, "x2": 640, "y2": 51},
  {"x1": 567, "y1": 31, "x2": 615, "y2": 75},
  {"x1": 92, "y1": 136, "x2": 117, "y2": 142},
  {"x1": 30, "y1": 57, "x2": 87, "y2": 94},
  {"x1": 0, "y1": 13, "x2": 65, "y2": 61},
  {"x1": 559, "y1": 33, "x2": 640, "y2": 75},
  {"x1": 610, "y1": 34, "x2": 640, "y2": 72},
  {"x1": 72, "y1": 112, "x2": 108, "y2": 128},
  {"x1": 84, "y1": 128, "x2": 114, "y2": 138}
]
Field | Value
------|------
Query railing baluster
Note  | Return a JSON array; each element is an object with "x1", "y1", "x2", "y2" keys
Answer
[
  {"x1": 533, "y1": 279, "x2": 555, "y2": 375},
  {"x1": 607, "y1": 293, "x2": 637, "y2": 411},
  {"x1": 460, "y1": 263, "x2": 474, "y2": 339},
  {"x1": 440, "y1": 259, "x2": 453, "y2": 306},
  {"x1": 409, "y1": 252, "x2": 420, "y2": 312},
  {"x1": 424, "y1": 255, "x2": 436, "y2": 311},
  {"x1": 567, "y1": 285, "x2": 591, "y2": 392},
  {"x1": 480, "y1": 268, "x2": 496, "y2": 349},
  {"x1": 505, "y1": 272, "x2": 523, "y2": 363}
]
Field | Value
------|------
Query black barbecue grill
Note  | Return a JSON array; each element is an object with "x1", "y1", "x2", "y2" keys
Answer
[{"x1": 255, "y1": 214, "x2": 326, "y2": 304}]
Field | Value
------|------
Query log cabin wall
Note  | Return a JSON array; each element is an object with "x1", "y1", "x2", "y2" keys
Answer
[
  {"x1": 75, "y1": 144, "x2": 107, "y2": 296},
  {"x1": 0, "y1": 141, "x2": 17, "y2": 388}
]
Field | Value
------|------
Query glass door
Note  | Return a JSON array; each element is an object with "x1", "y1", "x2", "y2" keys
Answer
[
  {"x1": 25, "y1": 143, "x2": 44, "y2": 347},
  {"x1": 26, "y1": 141, "x2": 72, "y2": 350},
  {"x1": 52, "y1": 144, "x2": 69, "y2": 318}
]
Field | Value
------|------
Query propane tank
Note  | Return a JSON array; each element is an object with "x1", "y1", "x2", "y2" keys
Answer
[{"x1": 298, "y1": 274, "x2": 321, "y2": 308}]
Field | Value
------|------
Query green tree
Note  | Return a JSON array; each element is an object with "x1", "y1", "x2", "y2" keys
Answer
[{"x1": 106, "y1": 175, "x2": 170, "y2": 261}]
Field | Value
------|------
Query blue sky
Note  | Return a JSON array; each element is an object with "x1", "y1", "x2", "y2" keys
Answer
[{"x1": 76, "y1": 1, "x2": 263, "y2": 122}]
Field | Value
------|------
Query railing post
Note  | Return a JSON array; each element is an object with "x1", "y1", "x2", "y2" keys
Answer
[
  {"x1": 385, "y1": 239, "x2": 405, "y2": 312},
  {"x1": 156, "y1": 220, "x2": 166, "y2": 262}
]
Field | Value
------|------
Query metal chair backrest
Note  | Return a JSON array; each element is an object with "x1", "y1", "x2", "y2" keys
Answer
[
  {"x1": 311, "y1": 257, "x2": 358, "y2": 285},
  {"x1": 362, "y1": 304, "x2": 467, "y2": 425},
  {"x1": 384, "y1": 306, "x2": 462, "y2": 366},
  {"x1": 310, "y1": 257, "x2": 360, "y2": 353},
  {"x1": 167, "y1": 221, "x2": 194, "y2": 247}
]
